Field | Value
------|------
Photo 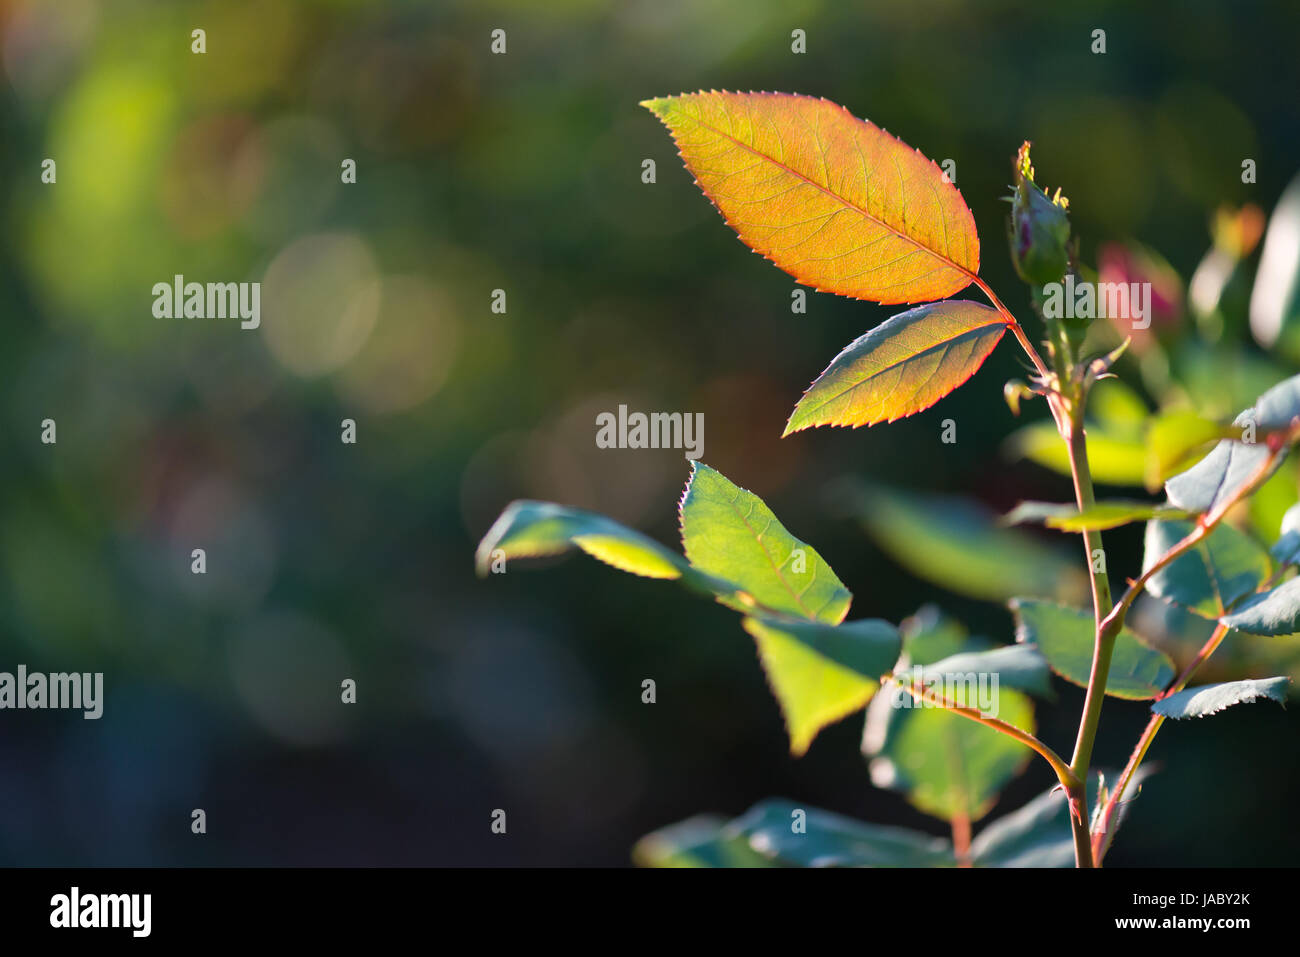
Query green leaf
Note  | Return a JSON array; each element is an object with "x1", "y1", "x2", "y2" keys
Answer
[
  {"x1": 1219, "y1": 579, "x2": 1300, "y2": 635},
  {"x1": 1005, "y1": 499, "x2": 1191, "y2": 532},
  {"x1": 682, "y1": 462, "x2": 851, "y2": 623},
  {"x1": 743, "y1": 616, "x2": 900, "y2": 756},
  {"x1": 783, "y1": 300, "x2": 1005, "y2": 434},
  {"x1": 1006, "y1": 420, "x2": 1148, "y2": 486},
  {"x1": 475, "y1": 496, "x2": 758, "y2": 612},
  {"x1": 864, "y1": 676, "x2": 1036, "y2": 823},
  {"x1": 1010, "y1": 599, "x2": 1176, "y2": 700},
  {"x1": 1153, "y1": 677, "x2": 1290, "y2": 719},
  {"x1": 632, "y1": 815, "x2": 774, "y2": 867},
  {"x1": 846, "y1": 483, "x2": 1087, "y2": 603},
  {"x1": 1165, "y1": 429, "x2": 1272, "y2": 515},
  {"x1": 475, "y1": 500, "x2": 687, "y2": 579},
  {"x1": 917, "y1": 644, "x2": 1055, "y2": 699},
  {"x1": 1145, "y1": 410, "x2": 1234, "y2": 491},
  {"x1": 727, "y1": 799, "x2": 956, "y2": 867},
  {"x1": 1143, "y1": 519, "x2": 1271, "y2": 618}
]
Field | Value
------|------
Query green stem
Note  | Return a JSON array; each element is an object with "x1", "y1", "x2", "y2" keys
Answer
[
  {"x1": 978, "y1": 280, "x2": 1105, "y2": 867},
  {"x1": 1062, "y1": 408, "x2": 1113, "y2": 869}
]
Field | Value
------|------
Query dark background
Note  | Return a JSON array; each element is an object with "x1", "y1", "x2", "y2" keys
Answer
[{"x1": 0, "y1": 0, "x2": 1296, "y2": 865}]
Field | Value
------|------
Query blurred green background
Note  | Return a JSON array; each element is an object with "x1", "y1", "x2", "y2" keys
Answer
[{"x1": 2, "y1": 0, "x2": 1298, "y2": 865}]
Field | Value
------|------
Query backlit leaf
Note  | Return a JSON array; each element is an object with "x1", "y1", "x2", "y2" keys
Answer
[
  {"x1": 681, "y1": 462, "x2": 851, "y2": 623},
  {"x1": 1143, "y1": 519, "x2": 1271, "y2": 618},
  {"x1": 1011, "y1": 599, "x2": 1176, "y2": 700},
  {"x1": 476, "y1": 486, "x2": 830, "y2": 618},
  {"x1": 743, "y1": 616, "x2": 900, "y2": 756},
  {"x1": 1006, "y1": 420, "x2": 1147, "y2": 486},
  {"x1": 642, "y1": 91, "x2": 980, "y2": 305},
  {"x1": 1005, "y1": 499, "x2": 1190, "y2": 532},
  {"x1": 1153, "y1": 677, "x2": 1290, "y2": 719},
  {"x1": 1145, "y1": 410, "x2": 1234, "y2": 491},
  {"x1": 1219, "y1": 579, "x2": 1300, "y2": 635},
  {"x1": 783, "y1": 300, "x2": 1005, "y2": 433},
  {"x1": 475, "y1": 500, "x2": 687, "y2": 579},
  {"x1": 1008, "y1": 380, "x2": 1152, "y2": 487}
]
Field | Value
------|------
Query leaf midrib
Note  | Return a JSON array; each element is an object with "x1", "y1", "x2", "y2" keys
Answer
[
  {"x1": 796, "y1": 320, "x2": 1003, "y2": 419},
  {"x1": 676, "y1": 109, "x2": 979, "y2": 283}
]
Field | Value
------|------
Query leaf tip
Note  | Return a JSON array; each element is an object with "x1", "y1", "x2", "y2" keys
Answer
[{"x1": 639, "y1": 96, "x2": 674, "y2": 118}]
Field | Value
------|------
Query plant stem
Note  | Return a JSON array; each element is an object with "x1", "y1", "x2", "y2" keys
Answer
[
  {"x1": 975, "y1": 277, "x2": 1104, "y2": 866},
  {"x1": 1062, "y1": 404, "x2": 1113, "y2": 869},
  {"x1": 1067, "y1": 779, "x2": 1093, "y2": 866},
  {"x1": 1065, "y1": 416, "x2": 1113, "y2": 625}
]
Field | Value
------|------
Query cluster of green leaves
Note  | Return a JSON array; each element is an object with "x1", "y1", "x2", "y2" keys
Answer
[
  {"x1": 478, "y1": 91, "x2": 1299, "y2": 866},
  {"x1": 478, "y1": 462, "x2": 899, "y2": 758},
  {"x1": 478, "y1": 462, "x2": 1077, "y2": 857}
]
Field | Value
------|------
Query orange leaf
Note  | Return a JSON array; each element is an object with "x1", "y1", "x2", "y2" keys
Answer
[
  {"x1": 784, "y1": 300, "x2": 1006, "y2": 433},
  {"x1": 642, "y1": 91, "x2": 980, "y2": 305}
]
